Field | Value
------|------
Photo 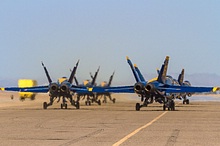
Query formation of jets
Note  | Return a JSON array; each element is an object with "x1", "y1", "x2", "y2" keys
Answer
[
  {"x1": 74, "y1": 66, "x2": 102, "y2": 106},
  {"x1": 95, "y1": 71, "x2": 116, "y2": 104},
  {"x1": 0, "y1": 56, "x2": 218, "y2": 111}
]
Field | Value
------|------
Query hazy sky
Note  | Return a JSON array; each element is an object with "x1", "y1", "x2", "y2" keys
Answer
[{"x1": 1, "y1": 0, "x2": 220, "y2": 86}]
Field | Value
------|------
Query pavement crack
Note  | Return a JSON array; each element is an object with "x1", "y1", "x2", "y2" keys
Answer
[
  {"x1": 59, "y1": 129, "x2": 104, "y2": 146},
  {"x1": 165, "y1": 129, "x2": 180, "y2": 146}
]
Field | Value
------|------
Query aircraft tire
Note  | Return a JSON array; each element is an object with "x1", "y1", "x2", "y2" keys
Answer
[
  {"x1": 31, "y1": 96, "x2": 35, "y2": 100},
  {"x1": 183, "y1": 100, "x2": 185, "y2": 104},
  {"x1": 171, "y1": 101, "x2": 175, "y2": 111},
  {"x1": 65, "y1": 104, "x2": 67, "y2": 109},
  {"x1": 163, "y1": 104, "x2": 166, "y2": 111},
  {"x1": 20, "y1": 97, "x2": 25, "y2": 102},
  {"x1": 113, "y1": 98, "x2": 116, "y2": 103},
  {"x1": 43, "y1": 102, "x2": 47, "y2": 109},
  {"x1": 85, "y1": 101, "x2": 88, "y2": 106},
  {"x1": 75, "y1": 102, "x2": 80, "y2": 109},
  {"x1": 72, "y1": 100, "x2": 75, "y2": 106},
  {"x1": 61, "y1": 104, "x2": 63, "y2": 109},
  {"x1": 89, "y1": 101, "x2": 91, "y2": 106},
  {"x1": 98, "y1": 100, "x2": 101, "y2": 105},
  {"x1": 136, "y1": 103, "x2": 140, "y2": 111},
  {"x1": 186, "y1": 99, "x2": 189, "y2": 104}
]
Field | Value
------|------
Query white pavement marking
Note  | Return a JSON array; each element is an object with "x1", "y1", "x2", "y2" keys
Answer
[{"x1": 112, "y1": 111, "x2": 168, "y2": 146}]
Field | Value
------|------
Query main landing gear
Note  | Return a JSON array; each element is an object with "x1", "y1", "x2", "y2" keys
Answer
[
  {"x1": 135, "y1": 96, "x2": 153, "y2": 111},
  {"x1": 183, "y1": 99, "x2": 189, "y2": 104},
  {"x1": 85, "y1": 95, "x2": 101, "y2": 106},
  {"x1": 43, "y1": 96, "x2": 80, "y2": 110},
  {"x1": 135, "y1": 103, "x2": 142, "y2": 111},
  {"x1": 91, "y1": 98, "x2": 101, "y2": 105},
  {"x1": 43, "y1": 101, "x2": 80, "y2": 109},
  {"x1": 182, "y1": 95, "x2": 190, "y2": 104},
  {"x1": 135, "y1": 96, "x2": 176, "y2": 111},
  {"x1": 61, "y1": 103, "x2": 67, "y2": 109},
  {"x1": 85, "y1": 100, "x2": 91, "y2": 106},
  {"x1": 102, "y1": 95, "x2": 116, "y2": 104},
  {"x1": 112, "y1": 98, "x2": 116, "y2": 103},
  {"x1": 163, "y1": 100, "x2": 175, "y2": 111}
]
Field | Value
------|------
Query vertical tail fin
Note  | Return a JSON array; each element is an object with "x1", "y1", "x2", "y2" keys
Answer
[
  {"x1": 156, "y1": 68, "x2": 160, "y2": 75},
  {"x1": 107, "y1": 71, "x2": 115, "y2": 86},
  {"x1": 178, "y1": 69, "x2": 184, "y2": 85},
  {"x1": 68, "y1": 60, "x2": 79, "y2": 84},
  {"x1": 74, "y1": 76, "x2": 79, "y2": 86},
  {"x1": 91, "y1": 66, "x2": 100, "y2": 86},
  {"x1": 90, "y1": 72, "x2": 94, "y2": 80},
  {"x1": 134, "y1": 64, "x2": 146, "y2": 82},
  {"x1": 157, "y1": 56, "x2": 169, "y2": 84},
  {"x1": 126, "y1": 56, "x2": 141, "y2": 82},
  {"x1": 41, "y1": 62, "x2": 52, "y2": 84}
]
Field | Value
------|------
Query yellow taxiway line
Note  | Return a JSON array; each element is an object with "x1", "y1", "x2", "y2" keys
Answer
[{"x1": 112, "y1": 111, "x2": 168, "y2": 146}]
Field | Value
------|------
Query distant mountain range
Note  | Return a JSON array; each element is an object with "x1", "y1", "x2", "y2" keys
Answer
[{"x1": 183, "y1": 73, "x2": 220, "y2": 86}]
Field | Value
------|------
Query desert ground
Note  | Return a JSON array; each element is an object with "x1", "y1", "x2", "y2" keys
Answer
[{"x1": 0, "y1": 92, "x2": 220, "y2": 146}]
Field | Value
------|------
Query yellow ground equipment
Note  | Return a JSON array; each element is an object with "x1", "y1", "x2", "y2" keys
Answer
[{"x1": 18, "y1": 79, "x2": 37, "y2": 101}]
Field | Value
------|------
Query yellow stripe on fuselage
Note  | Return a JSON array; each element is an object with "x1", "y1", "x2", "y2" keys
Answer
[
  {"x1": 212, "y1": 87, "x2": 220, "y2": 92},
  {"x1": 148, "y1": 77, "x2": 158, "y2": 83},
  {"x1": 87, "y1": 88, "x2": 93, "y2": 92}
]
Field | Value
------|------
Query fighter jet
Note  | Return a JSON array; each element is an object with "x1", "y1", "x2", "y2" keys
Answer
[
  {"x1": 74, "y1": 67, "x2": 101, "y2": 106},
  {"x1": 95, "y1": 71, "x2": 116, "y2": 104},
  {"x1": 1, "y1": 60, "x2": 91, "y2": 109},
  {"x1": 177, "y1": 69, "x2": 193, "y2": 104},
  {"x1": 129, "y1": 56, "x2": 219, "y2": 110},
  {"x1": 156, "y1": 68, "x2": 193, "y2": 104},
  {"x1": 102, "y1": 56, "x2": 217, "y2": 111}
]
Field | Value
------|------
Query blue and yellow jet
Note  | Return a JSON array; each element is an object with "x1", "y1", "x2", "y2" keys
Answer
[
  {"x1": 74, "y1": 66, "x2": 102, "y2": 106},
  {"x1": 94, "y1": 71, "x2": 116, "y2": 104},
  {"x1": 0, "y1": 56, "x2": 218, "y2": 111},
  {"x1": 0, "y1": 60, "x2": 94, "y2": 109},
  {"x1": 102, "y1": 56, "x2": 217, "y2": 111}
]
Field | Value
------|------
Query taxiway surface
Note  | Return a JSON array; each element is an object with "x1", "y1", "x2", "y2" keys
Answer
[{"x1": 0, "y1": 92, "x2": 220, "y2": 146}]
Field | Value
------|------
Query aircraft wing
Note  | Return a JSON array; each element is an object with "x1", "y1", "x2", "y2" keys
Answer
[
  {"x1": 70, "y1": 85, "x2": 134, "y2": 93},
  {"x1": 1, "y1": 85, "x2": 49, "y2": 93},
  {"x1": 70, "y1": 85, "x2": 90, "y2": 93},
  {"x1": 101, "y1": 85, "x2": 134, "y2": 93},
  {"x1": 158, "y1": 85, "x2": 216, "y2": 93}
]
